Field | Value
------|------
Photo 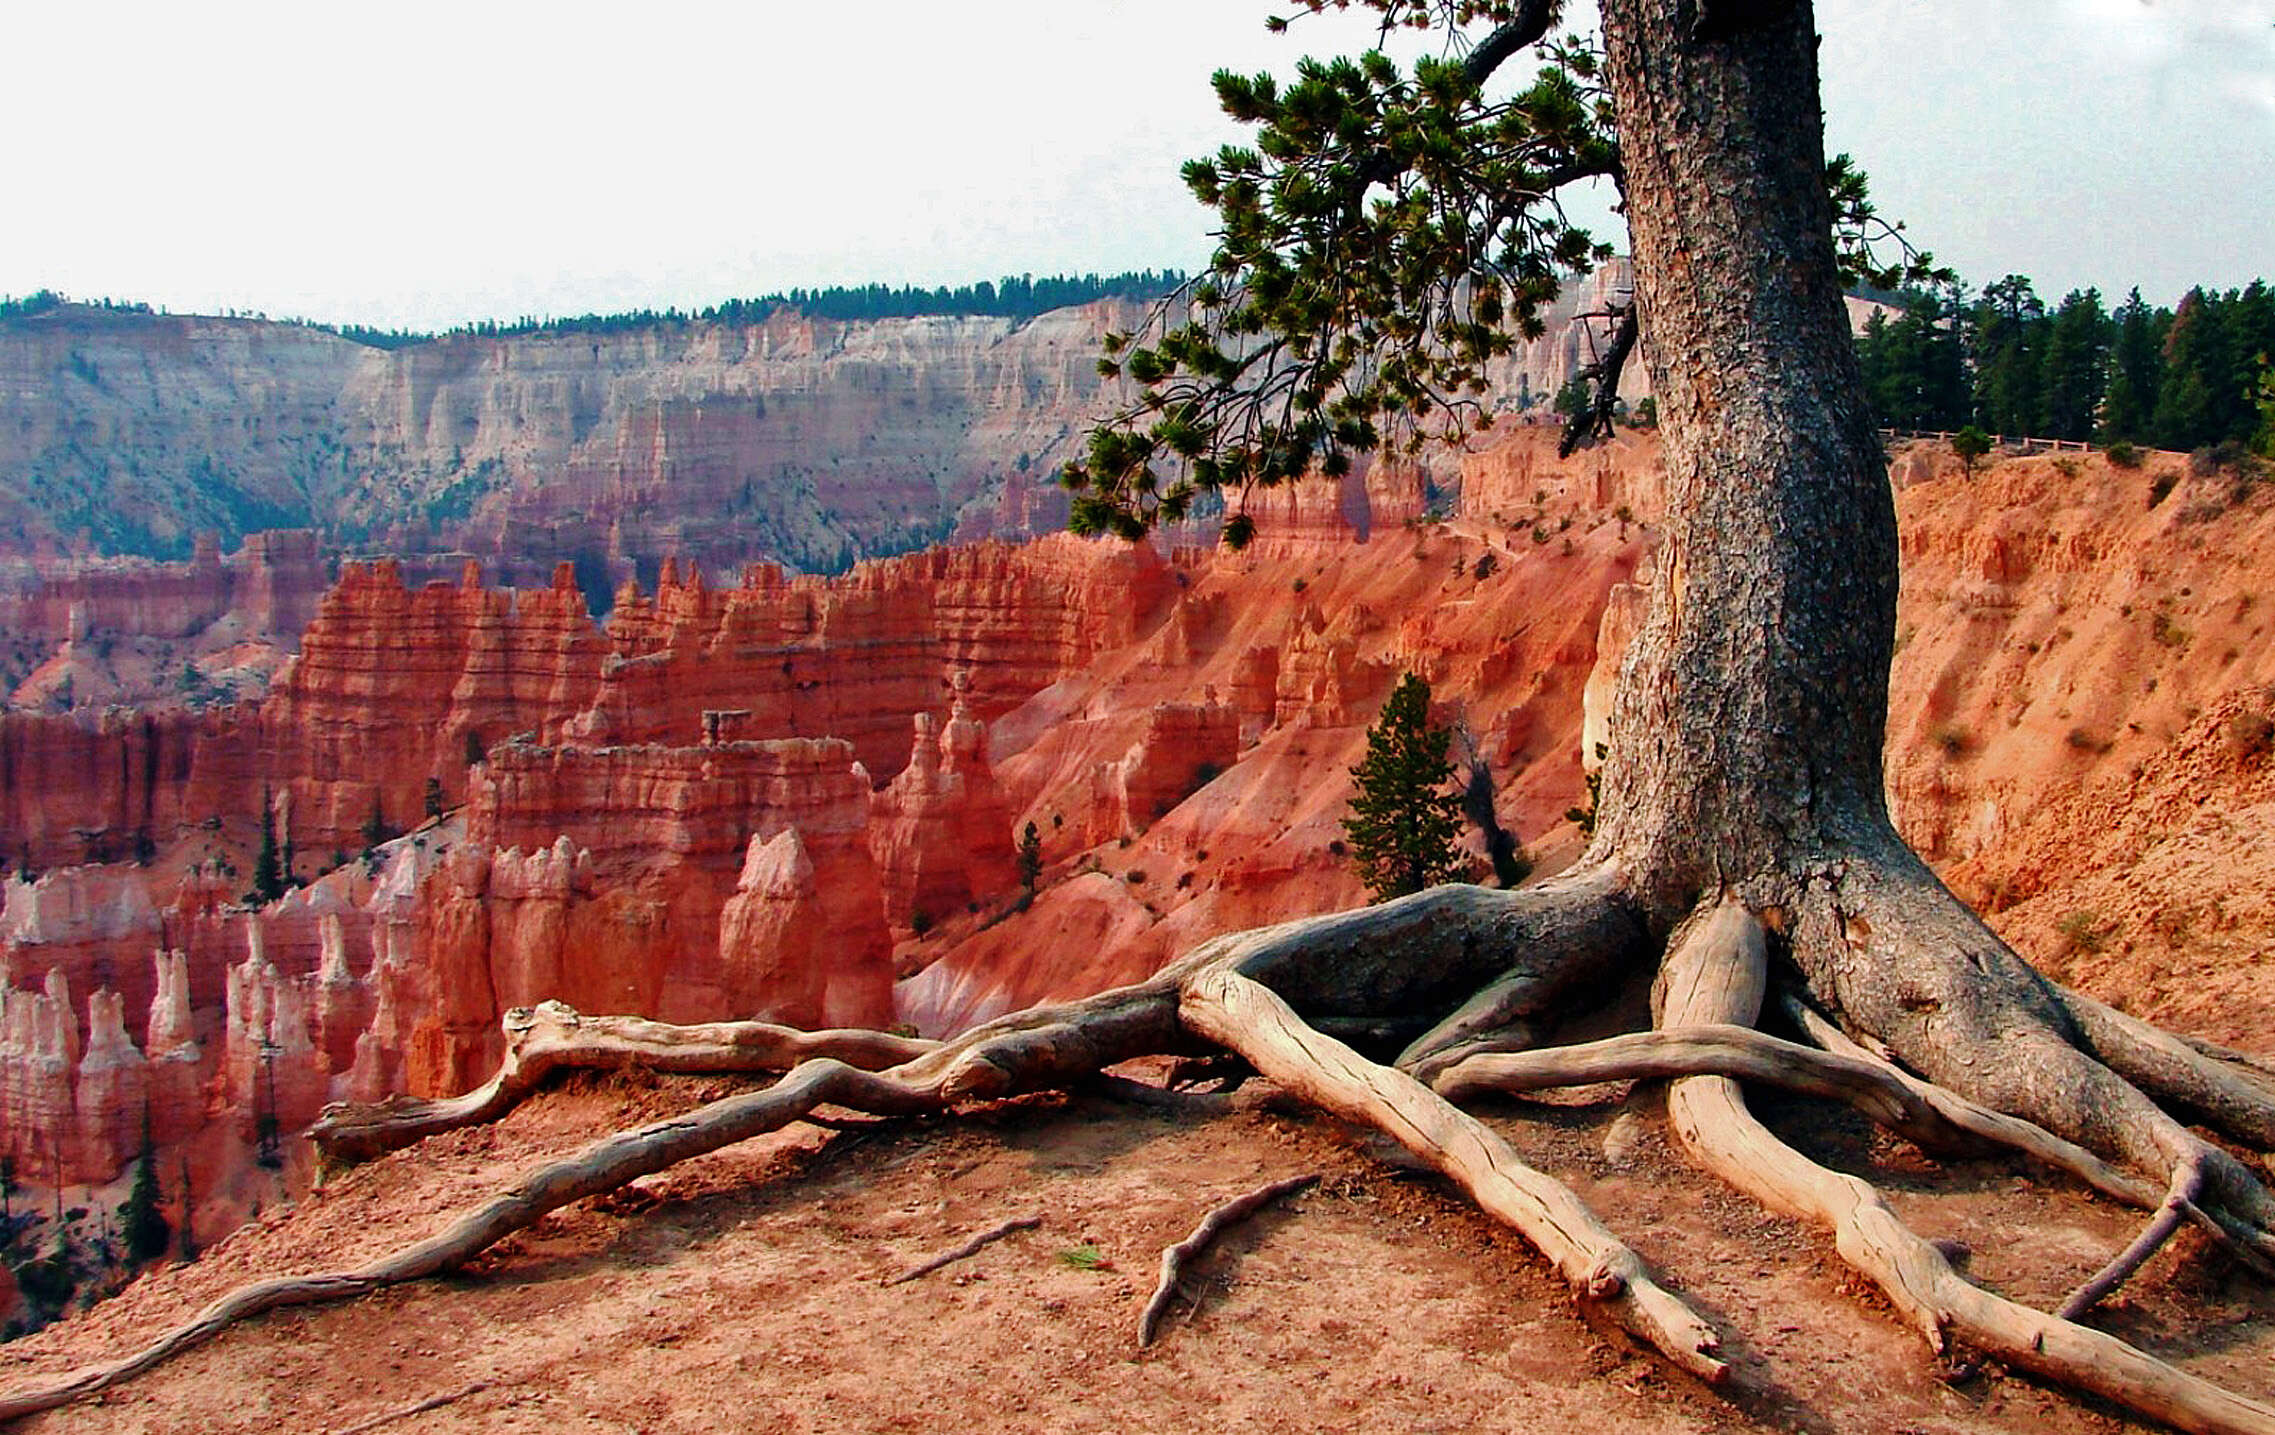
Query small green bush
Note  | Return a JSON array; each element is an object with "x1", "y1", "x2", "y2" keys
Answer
[
  {"x1": 1056, "y1": 1244, "x2": 1110, "y2": 1271},
  {"x1": 1951, "y1": 426, "x2": 1992, "y2": 475}
]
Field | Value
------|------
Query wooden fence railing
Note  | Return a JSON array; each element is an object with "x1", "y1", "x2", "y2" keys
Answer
[{"x1": 1878, "y1": 428, "x2": 2096, "y2": 454}]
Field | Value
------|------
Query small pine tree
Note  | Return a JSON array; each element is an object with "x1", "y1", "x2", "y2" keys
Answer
[
  {"x1": 178, "y1": 1155, "x2": 198, "y2": 1263},
  {"x1": 121, "y1": 1107, "x2": 170, "y2": 1264},
  {"x1": 248, "y1": 785, "x2": 285, "y2": 904},
  {"x1": 361, "y1": 793, "x2": 388, "y2": 851},
  {"x1": 1951, "y1": 426, "x2": 1992, "y2": 476},
  {"x1": 1342, "y1": 673, "x2": 1465, "y2": 901},
  {"x1": 423, "y1": 776, "x2": 445, "y2": 821},
  {"x1": 1017, "y1": 821, "x2": 1043, "y2": 893}
]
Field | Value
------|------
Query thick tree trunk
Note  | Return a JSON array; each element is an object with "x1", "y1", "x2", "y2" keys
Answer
[{"x1": 1594, "y1": 0, "x2": 1899, "y2": 920}]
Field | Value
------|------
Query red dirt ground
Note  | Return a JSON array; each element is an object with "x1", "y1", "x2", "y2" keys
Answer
[{"x1": 5, "y1": 1052, "x2": 2270, "y2": 1434}]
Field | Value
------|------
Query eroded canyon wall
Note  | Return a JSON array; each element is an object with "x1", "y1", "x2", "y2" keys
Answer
[
  {"x1": 0, "y1": 270, "x2": 1661, "y2": 578},
  {"x1": 5, "y1": 435, "x2": 2271, "y2": 1249}
]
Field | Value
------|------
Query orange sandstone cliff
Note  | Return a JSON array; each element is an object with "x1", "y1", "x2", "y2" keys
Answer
[{"x1": 3, "y1": 433, "x2": 2272, "y2": 1269}]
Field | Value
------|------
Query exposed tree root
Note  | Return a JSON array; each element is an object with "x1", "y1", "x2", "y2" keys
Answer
[
  {"x1": 1138, "y1": 1173, "x2": 1320, "y2": 1346},
  {"x1": 886, "y1": 1213, "x2": 1044, "y2": 1285},
  {"x1": 1658, "y1": 897, "x2": 2275, "y2": 1435},
  {"x1": 1772, "y1": 990, "x2": 2157, "y2": 1206},
  {"x1": 310, "y1": 1002, "x2": 940, "y2": 1163},
  {"x1": 2058, "y1": 1154, "x2": 2205, "y2": 1323},
  {"x1": 7, "y1": 864, "x2": 2273, "y2": 1433},
  {"x1": 1429, "y1": 1023, "x2": 2159, "y2": 1205},
  {"x1": 1177, "y1": 965, "x2": 1730, "y2": 1385},
  {"x1": 2170, "y1": 1032, "x2": 2275, "y2": 1088},
  {"x1": 2056, "y1": 986, "x2": 2275, "y2": 1153},
  {"x1": 0, "y1": 986, "x2": 1178, "y2": 1426}
]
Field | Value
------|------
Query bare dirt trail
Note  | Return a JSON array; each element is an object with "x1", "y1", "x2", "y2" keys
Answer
[{"x1": 5, "y1": 1060, "x2": 2268, "y2": 1435}]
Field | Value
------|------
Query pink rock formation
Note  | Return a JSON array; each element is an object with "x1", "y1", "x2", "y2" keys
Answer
[
  {"x1": 718, "y1": 828, "x2": 894, "y2": 1029},
  {"x1": 1113, "y1": 700, "x2": 1240, "y2": 835},
  {"x1": 0, "y1": 529, "x2": 329, "y2": 651},
  {"x1": 0, "y1": 866, "x2": 163, "y2": 1019},
  {"x1": 259, "y1": 558, "x2": 608, "y2": 856},
  {"x1": 7, "y1": 532, "x2": 1176, "y2": 875},
  {"x1": 143, "y1": 949, "x2": 206, "y2": 1147},
  {"x1": 0, "y1": 708, "x2": 231, "y2": 871},
  {"x1": 870, "y1": 693, "x2": 1019, "y2": 932},
  {"x1": 0, "y1": 965, "x2": 77, "y2": 1181},
  {"x1": 72, "y1": 988, "x2": 148, "y2": 1175},
  {"x1": 395, "y1": 734, "x2": 894, "y2": 1090},
  {"x1": 222, "y1": 939, "x2": 330, "y2": 1136}
]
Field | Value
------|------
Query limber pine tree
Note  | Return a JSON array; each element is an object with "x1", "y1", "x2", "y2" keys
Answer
[
  {"x1": 246, "y1": 784, "x2": 284, "y2": 905},
  {"x1": 120, "y1": 1109, "x2": 169, "y2": 1266},
  {"x1": 1343, "y1": 672, "x2": 1465, "y2": 900},
  {"x1": 12, "y1": 4, "x2": 2275, "y2": 1429}
]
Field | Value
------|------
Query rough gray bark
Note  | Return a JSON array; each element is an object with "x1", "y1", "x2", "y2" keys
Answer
[{"x1": 1591, "y1": 0, "x2": 1897, "y2": 916}]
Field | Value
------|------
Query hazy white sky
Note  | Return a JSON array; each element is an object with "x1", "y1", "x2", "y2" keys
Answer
[{"x1": 3, "y1": 0, "x2": 2268, "y2": 330}]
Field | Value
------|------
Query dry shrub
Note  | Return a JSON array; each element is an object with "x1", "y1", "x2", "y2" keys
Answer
[
  {"x1": 2064, "y1": 726, "x2": 2111, "y2": 754},
  {"x1": 2057, "y1": 909, "x2": 2108, "y2": 955},
  {"x1": 2228, "y1": 709, "x2": 2275, "y2": 767}
]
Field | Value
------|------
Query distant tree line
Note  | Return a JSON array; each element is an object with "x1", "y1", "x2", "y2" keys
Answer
[
  {"x1": 329, "y1": 270, "x2": 1188, "y2": 348},
  {"x1": 1856, "y1": 272, "x2": 2275, "y2": 453},
  {"x1": 0, "y1": 272, "x2": 1185, "y2": 349},
  {"x1": 0, "y1": 290, "x2": 155, "y2": 324}
]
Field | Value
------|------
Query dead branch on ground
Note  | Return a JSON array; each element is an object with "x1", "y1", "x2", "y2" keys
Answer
[{"x1": 1138, "y1": 1174, "x2": 1320, "y2": 1346}]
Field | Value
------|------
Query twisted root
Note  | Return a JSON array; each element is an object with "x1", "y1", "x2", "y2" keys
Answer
[{"x1": 7, "y1": 865, "x2": 2273, "y2": 1434}]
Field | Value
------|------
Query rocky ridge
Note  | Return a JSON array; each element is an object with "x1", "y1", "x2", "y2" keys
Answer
[{"x1": 0, "y1": 266, "x2": 1671, "y2": 576}]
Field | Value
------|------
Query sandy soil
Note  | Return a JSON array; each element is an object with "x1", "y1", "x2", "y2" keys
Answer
[{"x1": 5, "y1": 1061, "x2": 2270, "y2": 1435}]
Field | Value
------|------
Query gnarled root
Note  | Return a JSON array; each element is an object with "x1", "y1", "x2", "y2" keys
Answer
[
  {"x1": 309, "y1": 873, "x2": 1635, "y2": 1168},
  {"x1": 1659, "y1": 897, "x2": 2275, "y2": 1435},
  {"x1": 10, "y1": 857, "x2": 2272, "y2": 1434},
  {"x1": 0, "y1": 985, "x2": 1184, "y2": 1425},
  {"x1": 1793, "y1": 855, "x2": 2275, "y2": 1268},
  {"x1": 2055, "y1": 986, "x2": 2275, "y2": 1153},
  {"x1": 2058, "y1": 1153, "x2": 2206, "y2": 1322},
  {"x1": 1178, "y1": 965, "x2": 1729, "y2": 1385},
  {"x1": 1431, "y1": 1023, "x2": 2160, "y2": 1205},
  {"x1": 311, "y1": 1002, "x2": 941, "y2": 1163}
]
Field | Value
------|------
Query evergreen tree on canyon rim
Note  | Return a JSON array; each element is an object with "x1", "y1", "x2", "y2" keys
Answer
[
  {"x1": 13, "y1": 4, "x2": 2275, "y2": 1430},
  {"x1": 1342, "y1": 672, "x2": 1465, "y2": 901}
]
